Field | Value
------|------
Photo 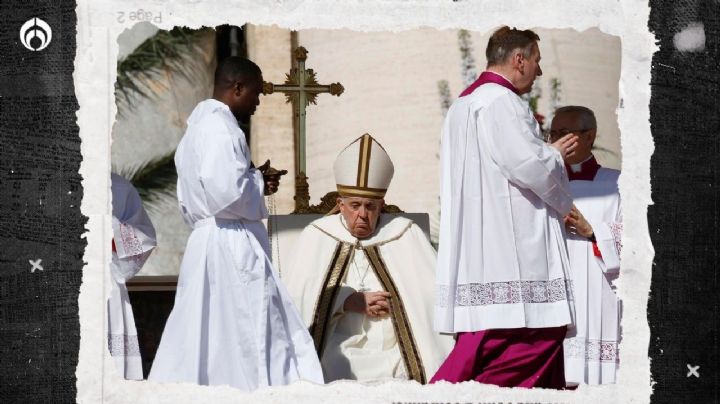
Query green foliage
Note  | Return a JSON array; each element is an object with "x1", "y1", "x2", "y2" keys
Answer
[
  {"x1": 114, "y1": 152, "x2": 177, "y2": 213},
  {"x1": 113, "y1": 26, "x2": 213, "y2": 207},
  {"x1": 550, "y1": 77, "x2": 562, "y2": 105},
  {"x1": 115, "y1": 26, "x2": 211, "y2": 110}
]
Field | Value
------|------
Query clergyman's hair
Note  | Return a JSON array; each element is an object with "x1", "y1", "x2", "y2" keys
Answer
[
  {"x1": 486, "y1": 26, "x2": 540, "y2": 66},
  {"x1": 214, "y1": 56, "x2": 262, "y2": 89},
  {"x1": 555, "y1": 105, "x2": 598, "y2": 130}
]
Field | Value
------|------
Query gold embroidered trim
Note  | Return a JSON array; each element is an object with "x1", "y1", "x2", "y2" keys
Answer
[
  {"x1": 336, "y1": 184, "x2": 387, "y2": 198},
  {"x1": 365, "y1": 246, "x2": 427, "y2": 384},
  {"x1": 357, "y1": 134, "x2": 372, "y2": 187},
  {"x1": 309, "y1": 242, "x2": 354, "y2": 355}
]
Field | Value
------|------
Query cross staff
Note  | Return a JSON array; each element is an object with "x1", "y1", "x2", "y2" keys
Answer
[{"x1": 263, "y1": 46, "x2": 344, "y2": 212}]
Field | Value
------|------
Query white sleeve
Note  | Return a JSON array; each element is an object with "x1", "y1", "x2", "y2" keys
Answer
[
  {"x1": 111, "y1": 177, "x2": 157, "y2": 281},
  {"x1": 111, "y1": 181, "x2": 157, "y2": 259},
  {"x1": 198, "y1": 127, "x2": 267, "y2": 221},
  {"x1": 483, "y1": 94, "x2": 573, "y2": 216},
  {"x1": 111, "y1": 250, "x2": 154, "y2": 283}
]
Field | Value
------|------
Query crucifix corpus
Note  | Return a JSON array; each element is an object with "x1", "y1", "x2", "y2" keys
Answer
[{"x1": 263, "y1": 46, "x2": 344, "y2": 213}]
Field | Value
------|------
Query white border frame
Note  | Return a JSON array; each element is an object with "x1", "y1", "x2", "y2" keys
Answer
[{"x1": 76, "y1": 1, "x2": 655, "y2": 402}]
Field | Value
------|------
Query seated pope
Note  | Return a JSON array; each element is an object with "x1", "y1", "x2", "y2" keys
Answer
[{"x1": 283, "y1": 134, "x2": 453, "y2": 384}]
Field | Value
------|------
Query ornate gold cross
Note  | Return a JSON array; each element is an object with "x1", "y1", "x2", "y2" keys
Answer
[{"x1": 263, "y1": 46, "x2": 344, "y2": 212}]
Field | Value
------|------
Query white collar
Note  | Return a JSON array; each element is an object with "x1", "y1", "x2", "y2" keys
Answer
[
  {"x1": 570, "y1": 155, "x2": 594, "y2": 173},
  {"x1": 311, "y1": 214, "x2": 413, "y2": 248}
]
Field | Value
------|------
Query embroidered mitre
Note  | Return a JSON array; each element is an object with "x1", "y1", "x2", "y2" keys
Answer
[{"x1": 333, "y1": 133, "x2": 394, "y2": 199}]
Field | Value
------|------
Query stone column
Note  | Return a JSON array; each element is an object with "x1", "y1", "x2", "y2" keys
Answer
[{"x1": 245, "y1": 24, "x2": 296, "y2": 214}]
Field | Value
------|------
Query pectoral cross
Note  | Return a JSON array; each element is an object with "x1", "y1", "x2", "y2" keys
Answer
[{"x1": 262, "y1": 46, "x2": 344, "y2": 212}]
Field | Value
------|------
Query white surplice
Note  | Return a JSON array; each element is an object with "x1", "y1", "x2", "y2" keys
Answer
[
  {"x1": 563, "y1": 161, "x2": 622, "y2": 385},
  {"x1": 435, "y1": 83, "x2": 575, "y2": 333},
  {"x1": 147, "y1": 99, "x2": 323, "y2": 391},
  {"x1": 283, "y1": 214, "x2": 454, "y2": 384},
  {"x1": 109, "y1": 173, "x2": 157, "y2": 380}
]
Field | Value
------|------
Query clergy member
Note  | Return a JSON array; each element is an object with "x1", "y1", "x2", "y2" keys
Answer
[
  {"x1": 549, "y1": 106, "x2": 622, "y2": 386},
  {"x1": 109, "y1": 173, "x2": 157, "y2": 380},
  {"x1": 148, "y1": 57, "x2": 323, "y2": 391},
  {"x1": 432, "y1": 26, "x2": 580, "y2": 389},
  {"x1": 284, "y1": 134, "x2": 454, "y2": 384}
]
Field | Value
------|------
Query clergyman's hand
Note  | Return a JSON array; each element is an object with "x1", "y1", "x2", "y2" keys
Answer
[
  {"x1": 256, "y1": 159, "x2": 288, "y2": 196},
  {"x1": 551, "y1": 133, "x2": 579, "y2": 161},
  {"x1": 564, "y1": 205, "x2": 594, "y2": 238},
  {"x1": 343, "y1": 291, "x2": 392, "y2": 318}
]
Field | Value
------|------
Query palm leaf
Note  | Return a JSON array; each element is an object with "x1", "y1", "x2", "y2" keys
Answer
[
  {"x1": 113, "y1": 152, "x2": 178, "y2": 213},
  {"x1": 116, "y1": 26, "x2": 212, "y2": 111}
]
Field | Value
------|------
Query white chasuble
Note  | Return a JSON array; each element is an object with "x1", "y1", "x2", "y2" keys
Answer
[
  {"x1": 148, "y1": 99, "x2": 323, "y2": 391},
  {"x1": 435, "y1": 83, "x2": 575, "y2": 333},
  {"x1": 109, "y1": 173, "x2": 157, "y2": 380},
  {"x1": 283, "y1": 214, "x2": 454, "y2": 383},
  {"x1": 563, "y1": 164, "x2": 622, "y2": 385}
]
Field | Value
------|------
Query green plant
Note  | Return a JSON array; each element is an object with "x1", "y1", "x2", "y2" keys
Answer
[
  {"x1": 113, "y1": 152, "x2": 178, "y2": 213},
  {"x1": 115, "y1": 26, "x2": 211, "y2": 111},
  {"x1": 114, "y1": 26, "x2": 212, "y2": 207}
]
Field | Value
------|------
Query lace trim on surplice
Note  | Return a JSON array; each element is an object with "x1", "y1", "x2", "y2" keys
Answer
[
  {"x1": 436, "y1": 278, "x2": 571, "y2": 308},
  {"x1": 610, "y1": 222, "x2": 623, "y2": 257},
  {"x1": 119, "y1": 222, "x2": 144, "y2": 256},
  {"x1": 108, "y1": 333, "x2": 141, "y2": 357},
  {"x1": 564, "y1": 337, "x2": 619, "y2": 363}
]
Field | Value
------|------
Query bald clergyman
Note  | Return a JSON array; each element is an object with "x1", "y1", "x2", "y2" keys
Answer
[{"x1": 283, "y1": 134, "x2": 454, "y2": 384}]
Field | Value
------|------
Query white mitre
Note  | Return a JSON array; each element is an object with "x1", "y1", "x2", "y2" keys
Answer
[{"x1": 334, "y1": 133, "x2": 394, "y2": 199}]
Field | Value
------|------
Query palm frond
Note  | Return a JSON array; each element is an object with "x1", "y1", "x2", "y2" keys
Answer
[
  {"x1": 113, "y1": 152, "x2": 178, "y2": 213},
  {"x1": 115, "y1": 26, "x2": 212, "y2": 110}
]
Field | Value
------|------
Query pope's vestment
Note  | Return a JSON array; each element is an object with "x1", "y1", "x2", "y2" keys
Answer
[
  {"x1": 109, "y1": 173, "x2": 157, "y2": 380},
  {"x1": 148, "y1": 99, "x2": 323, "y2": 390},
  {"x1": 563, "y1": 156, "x2": 622, "y2": 385},
  {"x1": 284, "y1": 214, "x2": 454, "y2": 383}
]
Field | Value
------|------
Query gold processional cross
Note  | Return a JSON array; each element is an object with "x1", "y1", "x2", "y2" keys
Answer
[{"x1": 262, "y1": 46, "x2": 344, "y2": 213}]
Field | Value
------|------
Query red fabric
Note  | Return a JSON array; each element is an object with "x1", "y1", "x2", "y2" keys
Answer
[
  {"x1": 111, "y1": 238, "x2": 116, "y2": 253},
  {"x1": 430, "y1": 326, "x2": 567, "y2": 389},
  {"x1": 566, "y1": 156, "x2": 600, "y2": 181},
  {"x1": 460, "y1": 71, "x2": 519, "y2": 97},
  {"x1": 592, "y1": 241, "x2": 602, "y2": 258}
]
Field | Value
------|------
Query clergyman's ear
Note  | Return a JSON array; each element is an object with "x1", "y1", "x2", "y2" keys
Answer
[{"x1": 511, "y1": 50, "x2": 523, "y2": 67}]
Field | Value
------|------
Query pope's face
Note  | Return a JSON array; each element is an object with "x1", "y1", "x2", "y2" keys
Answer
[{"x1": 338, "y1": 197, "x2": 384, "y2": 239}]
